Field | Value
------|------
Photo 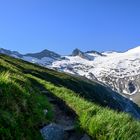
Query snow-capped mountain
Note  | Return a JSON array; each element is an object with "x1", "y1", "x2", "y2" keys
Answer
[
  {"x1": 52, "y1": 47, "x2": 140, "y2": 106},
  {"x1": 0, "y1": 48, "x2": 23, "y2": 58},
  {"x1": 23, "y1": 49, "x2": 61, "y2": 66},
  {"x1": 1, "y1": 46, "x2": 140, "y2": 106},
  {"x1": 0, "y1": 48, "x2": 61, "y2": 66}
]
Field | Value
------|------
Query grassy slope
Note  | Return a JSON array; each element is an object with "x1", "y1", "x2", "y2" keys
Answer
[
  {"x1": 0, "y1": 56, "x2": 53, "y2": 139},
  {"x1": 0, "y1": 54, "x2": 140, "y2": 140}
]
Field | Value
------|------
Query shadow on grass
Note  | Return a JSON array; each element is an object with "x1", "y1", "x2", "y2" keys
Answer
[
  {"x1": 28, "y1": 76, "x2": 77, "y2": 119},
  {"x1": 27, "y1": 74, "x2": 140, "y2": 120},
  {"x1": 1, "y1": 54, "x2": 140, "y2": 118}
]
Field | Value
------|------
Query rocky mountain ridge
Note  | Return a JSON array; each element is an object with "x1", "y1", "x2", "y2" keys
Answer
[{"x1": 1, "y1": 47, "x2": 140, "y2": 106}]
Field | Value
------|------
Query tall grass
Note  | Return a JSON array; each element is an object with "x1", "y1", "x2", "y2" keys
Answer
[
  {"x1": 29, "y1": 75, "x2": 140, "y2": 140},
  {"x1": 0, "y1": 72, "x2": 53, "y2": 139},
  {"x1": 0, "y1": 54, "x2": 140, "y2": 140}
]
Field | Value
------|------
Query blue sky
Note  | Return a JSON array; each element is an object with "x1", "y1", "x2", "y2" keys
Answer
[{"x1": 0, "y1": 0, "x2": 140, "y2": 55}]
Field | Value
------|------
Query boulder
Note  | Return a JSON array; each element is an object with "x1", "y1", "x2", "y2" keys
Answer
[
  {"x1": 80, "y1": 134, "x2": 91, "y2": 140},
  {"x1": 40, "y1": 123, "x2": 65, "y2": 140}
]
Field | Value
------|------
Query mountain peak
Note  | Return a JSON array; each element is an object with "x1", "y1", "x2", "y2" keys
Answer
[
  {"x1": 25, "y1": 49, "x2": 60, "y2": 59},
  {"x1": 0, "y1": 48, "x2": 22, "y2": 57},
  {"x1": 126, "y1": 46, "x2": 140, "y2": 54},
  {"x1": 71, "y1": 48, "x2": 95, "y2": 60},
  {"x1": 72, "y1": 48, "x2": 85, "y2": 57},
  {"x1": 41, "y1": 49, "x2": 52, "y2": 53}
]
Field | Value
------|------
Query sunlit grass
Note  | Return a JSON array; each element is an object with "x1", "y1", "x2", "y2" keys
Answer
[
  {"x1": 0, "y1": 71, "x2": 53, "y2": 139},
  {"x1": 0, "y1": 54, "x2": 140, "y2": 140},
  {"x1": 29, "y1": 75, "x2": 140, "y2": 140}
]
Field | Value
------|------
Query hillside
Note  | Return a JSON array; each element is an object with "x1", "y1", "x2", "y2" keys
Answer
[
  {"x1": 0, "y1": 54, "x2": 140, "y2": 140},
  {"x1": 52, "y1": 47, "x2": 140, "y2": 105},
  {"x1": 1, "y1": 47, "x2": 140, "y2": 106}
]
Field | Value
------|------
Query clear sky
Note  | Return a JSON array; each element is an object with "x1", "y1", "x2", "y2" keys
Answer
[{"x1": 0, "y1": 0, "x2": 140, "y2": 55}]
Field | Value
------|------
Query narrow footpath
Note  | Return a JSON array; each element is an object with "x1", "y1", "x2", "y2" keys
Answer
[{"x1": 40, "y1": 91, "x2": 91, "y2": 140}]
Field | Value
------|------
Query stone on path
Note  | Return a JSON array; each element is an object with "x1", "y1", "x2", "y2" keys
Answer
[
  {"x1": 40, "y1": 123, "x2": 65, "y2": 140},
  {"x1": 80, "y1": 134, "x2": 91, "y2": 140}
]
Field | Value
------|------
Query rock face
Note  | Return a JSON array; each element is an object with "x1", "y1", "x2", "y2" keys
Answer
[
  {"x1": 72, "y1": 49, "x2": 94, "y2": 61},
  {"x1": 101, "y1": 74, "x2": 140, "y2": 106},
  {"x1": 40, "y1": 123, "x2": 65, "y2": 140},
  {"x1": 85, "y1": 50, "x2": 104, "y2": 56},
  {"x1": 72, "y1": 49, "x2": 85, "y2": 57}
]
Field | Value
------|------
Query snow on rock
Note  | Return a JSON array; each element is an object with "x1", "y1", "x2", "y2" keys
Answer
[
  {"x1": 51, "y1": 46, "x2": 140, "y2": 105},
  {"x1": 22, "y1": 56, "x2": 56, "y2": 66}
]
